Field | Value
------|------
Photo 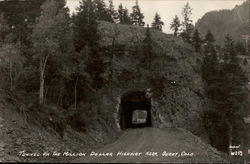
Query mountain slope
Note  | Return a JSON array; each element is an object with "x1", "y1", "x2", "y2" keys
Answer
[
  {"x1": 97, "y1": 21, "x2": 207, "y2": 136},
  {"x1": 195, "y1": 1, "x2": 249, "y2": 45},
  {"x1": 0, "y1": 20, "x2": 209, "y2": 162},
  {"x1": 0, "y1": 101, "x2": 120, "y2": 162}
]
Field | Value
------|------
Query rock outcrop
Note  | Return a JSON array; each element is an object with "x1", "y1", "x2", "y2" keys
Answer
[
  {"x1": 97, "y1": 21, "x2": 207, "y2": 136},
  {"x1": 195, "y1": 1, "x2": 249, "y2": 45}
]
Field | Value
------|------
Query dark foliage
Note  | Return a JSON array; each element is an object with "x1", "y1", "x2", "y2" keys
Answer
[
  {"x1": 130, "y1": 0, "x2": 145, "y2": 26},
  {"x1": 73, "y1": 0, "x2": 100, "y2": 52},
  {"x1": 191, "y1": 29, "x2": 202, "y2": 52},
  {"x1": 151, "y1": 13, "x2": 164, "y2": 31},
  {"x1": 170, "y1": 15, "x2": 181, "y2": 36},
  {"x1": 141, "y1": 25, "x2": 154, "y2": 69},
  {"x1": 0, "y1": 0, "x2": 45, "y2": 44},
  {"x1": 117, "y1": 4, "x2": 132, "y2": 25},
  {"x1": 201, "y1": 32, "x2": 248, "y2": 153}
]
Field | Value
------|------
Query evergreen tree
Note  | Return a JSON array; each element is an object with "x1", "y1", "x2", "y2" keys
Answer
[
  {"x1": 201, "y1": 38, "x2": 219, "y2": 88},
  {"x1": 130, "y1": 0, "x2": 145, "y2": 26},
  {"x1": 141, "y1": 24, "x2": 153, "y2": 69},
  {"x1": 201, "y1": 32, "x2": 228, "y2": 152},
  {"x1": 181, "y1": 3, "x2": 194, "y2": 43},
  {"x1": 73, "y1": 0, "x2": 105, "y2": 91},
  {"x1": 221, "y1": 35, "x2": 248, "y2": 146},
  {"x1": 223, "y1": 34, "x2": 235, "y2": 62},
  {"x1": 202, "y1": 30, "x2": 218, "y2": 88},
  {"x1": 235, "y1": 41, "x2": 246, "y2": 55},
  {"x1": 170, "y1": 15, "x2": 181, "y2": 36},
  {"x1": 107, "y1": 0, "x2": 118, "y2": 23},
  {"x1": 73, "y1": 0, "x2": 99, "y2": 52},
  {"x1": 204, "y1": 30, "x2": 216, "y2": 55},
  {"x1": 85, "y1": 48, "x2": 105, "y2": 90},
  {"x1": 123, "y1": 8, "x2": 132, "y2": 25},
  {"x1": 204, "y1": 30, "x2": 215, "y2": 44},
  {"x1": 94, "y1": 0, "x2": 106, "y2": 19},
  {"x1": 151, "y1": 12, "x2": 164, "y2": 31},
  {"x1": 117, "y1": 4, "x2": 131, "y2": 25},
  {"x1": 117, "y1": 4, "x2": 124, "y2": 23},
  {"x1": 202, "y1": 34, "x2": 249, "y2": 152},
  {"x1": 191, "y1": 29, "x2": 202, "y2": 52},
  {"x1": 94, "y1": 0, "x2": 113, "y2": 22}
]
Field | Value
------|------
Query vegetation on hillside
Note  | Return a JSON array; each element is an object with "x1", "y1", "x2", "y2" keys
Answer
[
  {"x1": 0, "y1": 0, "x2": 197, "y2": 137},
  {"x1": 201, "y1": 32, "x2": 249, "y2": 156},
  {"x1": 0, "y1": 0, "x2": 248, "y2": 162}
]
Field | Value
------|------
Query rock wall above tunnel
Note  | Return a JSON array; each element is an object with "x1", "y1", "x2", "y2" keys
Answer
[{"x1": 97, "y1": 21, "x2": 207, "y2": 136}]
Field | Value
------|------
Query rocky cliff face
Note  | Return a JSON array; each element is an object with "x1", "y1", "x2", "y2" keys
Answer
[
  {"x1": 195, "y1": 1, "x2": 249, "y2": 45},
  {"x1": 97, "y1": 21, "x2": 208, "y2": 136}
]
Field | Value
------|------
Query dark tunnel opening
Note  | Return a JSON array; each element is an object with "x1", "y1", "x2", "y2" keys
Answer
[{"x1": 120, "y1": 91, "x2": 152, "y2": 130}]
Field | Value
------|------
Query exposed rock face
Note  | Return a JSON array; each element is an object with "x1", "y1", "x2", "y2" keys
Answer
[
  {"x1": 97, "y1": 21, "x2": 207, "y2": 136},
  {"x1": 195, "y1": 1, "x2": 249, "y2": 45}
]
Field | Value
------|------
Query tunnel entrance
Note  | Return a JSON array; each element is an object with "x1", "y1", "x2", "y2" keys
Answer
[{"x1": 120, "y1": 91, "x2": 152, "y2": 130}]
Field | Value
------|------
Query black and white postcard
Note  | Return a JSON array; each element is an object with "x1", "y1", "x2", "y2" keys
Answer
[{"x1": 0, "y1": 0, "x2": 249, "y2": 163}]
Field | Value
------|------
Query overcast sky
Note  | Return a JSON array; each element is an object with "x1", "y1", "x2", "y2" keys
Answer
[{"x1": 66, "y1": 0, "x2": 244, "y2": 33}]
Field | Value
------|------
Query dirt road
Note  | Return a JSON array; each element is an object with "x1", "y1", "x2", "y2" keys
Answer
[{"x1": 73, "y1": 127, "x2": 228, "y2": 163}]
